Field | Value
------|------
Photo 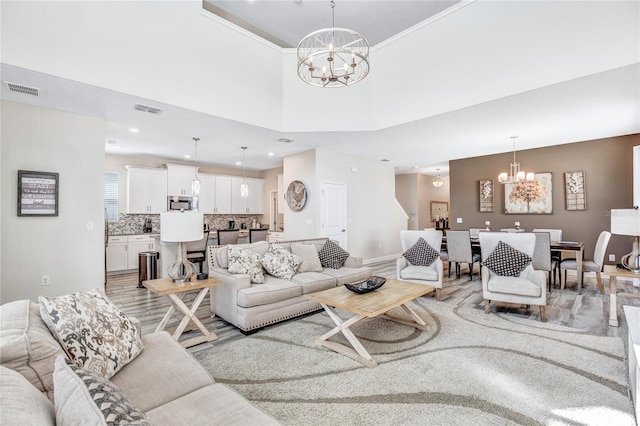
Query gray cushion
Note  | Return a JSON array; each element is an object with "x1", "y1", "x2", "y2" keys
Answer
[
  {"x1": 291, "y1": 243, "x2": 323, "y2": 273},
  {"x1": 487, "y1": 275, "x2": 542, "y2": 297},
  {"x1": 320, "y1": 266, "x2": 373, "y2": 285},
  {"x1": 0, "y1": 365, "x2": 55, "y2": 426},
  {"x1": 53, "y1": 356, "x2": 149, "y2": 426},
  {"x1": 237, "y1": 279, "x2": 302, "y2": 308},
  {"x1": 261, "y1": 244, "x2": 301, "y2": 280},
  {"x1": 0, "y1": 299, "x2": 65, "y2": 401},
  {"x1": 400, "y1": 265, "x2": 439, "y2": 281},
  {"x1": 291, "y1": 272, "x2": 337, "y2": 294}
]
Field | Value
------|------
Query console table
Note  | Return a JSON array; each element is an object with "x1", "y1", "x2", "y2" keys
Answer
[{"x1": 624, "y1": 305, "x2": 640, "y2": 424}]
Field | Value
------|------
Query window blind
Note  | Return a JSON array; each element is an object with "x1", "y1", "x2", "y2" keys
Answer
[{"x1": 104, "y1": 172, "x2": 118, "y2": 221}]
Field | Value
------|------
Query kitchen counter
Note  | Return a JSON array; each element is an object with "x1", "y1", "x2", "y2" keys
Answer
[{"x1": 109, "y1": 232, "x2": 160, "y2": 237}]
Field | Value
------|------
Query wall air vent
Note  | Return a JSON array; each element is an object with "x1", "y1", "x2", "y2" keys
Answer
[
  {"x1": 278, "y1": 138, "x2": 294, "y2": 143},
  {"x1": 5, "y1": 82, "x2": 40, "y2": 97},
  {"x1": 134, "y1": 103, "x2": 163, "y2": 114}
]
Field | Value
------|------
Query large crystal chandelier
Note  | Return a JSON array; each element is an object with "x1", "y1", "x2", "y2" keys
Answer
[
  {"x1": 498, "y1": 136, "x2": 534, "y2": 184},
  {"x1": 296, "y1": 1, "x2": 370, "y2": 88}
]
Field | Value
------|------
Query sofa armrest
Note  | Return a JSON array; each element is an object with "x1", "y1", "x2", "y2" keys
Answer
[
  {"x1": 396, "y1": 257, "x2": 408, "y2": 276},
  {"x1": 129, "y1": 316, "x2": 143, "y2": 339},
  {"x1": 343, "y1": 256, "x2": 363, "y2": 268}
]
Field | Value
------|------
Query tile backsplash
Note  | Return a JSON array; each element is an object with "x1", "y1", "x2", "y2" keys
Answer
[{"x1": 108, "y1": 213, "x2": 264, "y2": 235}]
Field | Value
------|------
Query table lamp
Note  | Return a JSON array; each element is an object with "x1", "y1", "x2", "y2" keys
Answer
[
  {"x1": 610, "y1": 208, "x2": 640, "y2": 273},
  {"x1": 161, "y1": 211, "x2": 204, "y2": 283}
]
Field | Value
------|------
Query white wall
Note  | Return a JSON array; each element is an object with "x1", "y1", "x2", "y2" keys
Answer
[
  {"x1": 283, "y1": 150, "x2": 317, "y2": 240},
  {"x1": 1, "y1": 102, "x2": 106, "y2": 303}
]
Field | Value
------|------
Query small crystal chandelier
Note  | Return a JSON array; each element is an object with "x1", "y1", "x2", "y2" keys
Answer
[
  {"x1": 296, "y1": 1, "x2": 370, "y2": 88},
  {"x1": 191, "y1": 137, "x2": 201, "y2": 197},
  {"x1": 432, "y1": 169, "x2": 444, "y2": 187},
  {"x1": 240, "y1": 146, "x2": 249, "y2": 198},
  {"x1": 498, "y1": 136, "x2": 534, "y2": 184}
]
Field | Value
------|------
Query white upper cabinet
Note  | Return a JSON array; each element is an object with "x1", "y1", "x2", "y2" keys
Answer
[
  {"x1": 231, "y1": 177, "x2": 264, "y2": 214},
  {"x1": 198, "y1": 173, "x2": 232, "y2": 214},
  {"x1": 126, "y1": 166, "x2": 167, "y2": 214},
  {"x1": 166, "y1": 164, "x2": 198, "y2": 196}
]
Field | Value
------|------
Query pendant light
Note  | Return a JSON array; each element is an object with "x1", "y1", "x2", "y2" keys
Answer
[
  {"x1": 191, "y1": 137, "x2": 200, "y2": 196},
  {"x1": 432, "y1": 169, "x2": 444, "y2": 187},
  {"x1": 240, "y1": 147, "x2": 248, "y2": 198},
  {"x1": 498, "y1": 136, "x2": 534, "y2": 184}
]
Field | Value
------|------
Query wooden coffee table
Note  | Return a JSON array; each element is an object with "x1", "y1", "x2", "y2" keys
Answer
[{"x1": 308, "y1": 279, "x2": 434, "y2": 368}]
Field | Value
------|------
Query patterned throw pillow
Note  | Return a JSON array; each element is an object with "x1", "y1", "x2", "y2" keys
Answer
[
  {"x1": 482, "y1": 240, "x2": 532, "y2": 277},
  {"x1": 318, "y1": 240, "x2": 350, "y2": 269},
  {"x1": 39, "y1": 290, "x2": 144, "y2": 379},
  {"x1": 227, "y1": 246, "x2": 265, "y2": 284},
  {"x1": 261, "y1": 244, "x2": 302, "y2": 280},
  {"x1": 402, "y1": 237, "x2": 439, "y2": 266},
  {"x1": 53, "y1": 356, "x2": 150, "y2": 426}
]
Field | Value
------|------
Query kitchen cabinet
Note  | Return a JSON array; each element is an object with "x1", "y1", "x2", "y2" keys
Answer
[
  {"x1": 126, "y1": 166, "x2": 167, "y2": 214},
  {"x1": 198, "y1": 173, "x2": 232, "y2": 214},
  {"x1": 106, "y1": 236, "x2": 127, "y2": 272},
  {"x1": 126, "y1": 235, "x2": 155, "y2": 269},
  {"x1": 231, "y1": 177, "x2": 264, "y2": 214},
  {"x1": 166, "y1": 164, "x2": 198, "y2": 196}
]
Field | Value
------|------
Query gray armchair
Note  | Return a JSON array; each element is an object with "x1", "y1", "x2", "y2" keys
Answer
[
  {"x1": 396, "y1": 229, "x2": 444, "y2": 300},
  {"x1": 479, "y1": 232, "x2": 548, "y2": 321}
]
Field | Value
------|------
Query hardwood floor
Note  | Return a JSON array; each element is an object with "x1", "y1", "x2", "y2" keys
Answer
[{"x1": 106, "y1": 260, "x2": 640, "y2": 349}]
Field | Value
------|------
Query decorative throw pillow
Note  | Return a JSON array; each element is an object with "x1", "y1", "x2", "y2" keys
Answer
[
  {"x1": 482, "y1": 240, "x2": 532, "y2": 277},
  {"x1": 227, "y1": 246, "x2": 265, "y2": 284},
  {"x1": 402, "y1": 237, "x2": 439, "y2": 266},
  {"x1": 53, "y1": 356, "x2": 150, "y2": 426},
  {"x1": 318, "y1": 240, "x2": 350, "y2": 269},
  {"x1": 291, "y1": 243, "x2": 323, "y2": 273},
  {"x1": 39, "y1": 290, "x2": 144, "y2": 379},
  {"x1": 261, "y1": 244, "x2": 302, "y2": 280}
]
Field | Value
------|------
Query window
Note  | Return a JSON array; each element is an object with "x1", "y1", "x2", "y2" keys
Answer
[{"x1": 104, "y1": 172, "x2": 118, "y2": 221}]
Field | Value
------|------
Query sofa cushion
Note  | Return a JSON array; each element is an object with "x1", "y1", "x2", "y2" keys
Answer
[
  {"x1": 400, "y1": 265, "x2": 439, "y2": 281},
  {"x1": 291, "y1": 243, "x2": 323, "y2": 273},
  {"x1": 228, "y1": 246, "x2": 265, "y2": 284},
  {"x1": 403, "y1": 237, "x2": 439, "y2": 266},
  {"x1": 145, "y1": 383, "x2": 280, "y2": 426},
  {"x1": 0, "y1": 299, "x2": 65, "y2": 401},
  {"x1": 291, "y1": 272, "x2": 337, "y2": 294},
  {"x1": 39, "y1": 289, "x2": 144, "y2": 379},
  {"x1": 53, "y1": 356, "x2": 149, "y2": 426},
  {"x1": 487, "y1": 275, "x2": 542, "y2": 297},
  {"x1": 237, "y1": 279, "x2": 302, "y2": 308},
  {"x1": 215, "y1": 241, "x2": 269, "y2": 269},
  {"x1": 482, "y1": 240, "x2": 532, "y2": 277},
  {"x1": 320, "y1": 266, "x2": 373, "y2": 285},
  {"x1": 318, "y1": 240, "x2": 350, "y2": 269},
  {"x1": 261, "y1": 244, "x2": 302, "y2": 280},
  {"x1": 0, "y1": 365, "x2": 55, "y2": 426}
]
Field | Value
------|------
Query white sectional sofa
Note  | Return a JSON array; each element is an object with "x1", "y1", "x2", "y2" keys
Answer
[{"x1": 207, "y1": 237, "x2": 373, "y2": 332}]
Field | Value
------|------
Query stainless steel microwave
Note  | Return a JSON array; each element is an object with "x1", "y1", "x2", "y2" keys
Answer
[{"x1": 167, "y1": 196, "x2": 193, "y2": 211}]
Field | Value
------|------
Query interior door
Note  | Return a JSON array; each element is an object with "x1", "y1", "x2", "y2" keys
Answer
[{"x1": 321, "y1": 181, "x2": 347, "y2": 248}]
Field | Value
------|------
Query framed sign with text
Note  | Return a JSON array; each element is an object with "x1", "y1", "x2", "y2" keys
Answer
[{"x1": 18, "y1": 170, "x2": 59, "y2": 216}]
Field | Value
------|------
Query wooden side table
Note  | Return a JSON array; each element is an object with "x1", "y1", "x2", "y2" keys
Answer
[
  {"x1": 143, "y1": 277, "x2": 221, "y2": 348},
  {"x1": 602, "y1": 265, "x2": 640, "y2": 326}
]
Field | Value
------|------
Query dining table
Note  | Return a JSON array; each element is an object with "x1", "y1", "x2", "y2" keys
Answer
[{"x1": 442, "y1": 234, "x2": 585, "y2": 291}]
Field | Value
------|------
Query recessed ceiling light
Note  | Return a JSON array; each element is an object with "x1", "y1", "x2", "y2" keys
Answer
[
  {"x1": 128, "y1": 128, "x2": 139, "y2": 133},
  {"x1": 235, "y1": 161, "x2": 242, "y2": 166},
  {"x1": 268, "y1": 152, "x2": 275, "y2": 156},
  {"x1": 184, "y1": 154, "x2": 191, "y2": 159}
]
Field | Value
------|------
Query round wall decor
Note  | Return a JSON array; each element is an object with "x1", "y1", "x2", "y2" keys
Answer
[{"x1": 286, "y1": 180, "x2": 307, "y2": 211}]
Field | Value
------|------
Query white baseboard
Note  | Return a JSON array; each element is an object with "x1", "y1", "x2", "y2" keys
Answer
[{"x1": 364, "y1": 254, "x2": 401, "y2": 265}]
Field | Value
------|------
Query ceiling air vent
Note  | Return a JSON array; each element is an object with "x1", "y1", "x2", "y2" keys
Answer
[
  {"x1": 5, "y1": 82, "x2": 40, "y2": 97},
  {"x1": 278, "y1": 138, "x2": 294, "y2": 143},
  {"x1": 134, "y1": 103, "x2": 163, "y2": 114}
]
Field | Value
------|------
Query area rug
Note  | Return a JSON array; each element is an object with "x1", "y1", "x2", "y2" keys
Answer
[{"x1": 193, "y1": 299, "x2": 635, "y2": 425}]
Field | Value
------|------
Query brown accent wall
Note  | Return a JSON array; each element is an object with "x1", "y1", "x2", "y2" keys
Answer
[{"x1": 450, "y1": 134, "x2": 640, "y2": 264}]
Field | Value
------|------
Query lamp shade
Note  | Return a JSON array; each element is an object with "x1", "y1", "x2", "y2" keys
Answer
[
  {"x1": 160, "y1": 211, "x2": 203, "y2": 242},
  {"x1": 610, "y1": 209, "x2": 640, "y2": 236}
]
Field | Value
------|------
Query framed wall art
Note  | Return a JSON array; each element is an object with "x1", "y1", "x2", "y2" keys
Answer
[
  {"x1": 17, "y1": 170, "x2": 59, "y2": 216},
  {"x1": 504, "y1": 172, "x2": 552, "y2": 215},
  {"x1": 430, "y1": 201, "x2": 449, "y2": 222},
  {"x1": 564, "y1": 171, "x2": 586, "y2": 210},
  {"x1": 285, "y1": 180, "x2": 307, "y2": 211},
  {"x1": 479, "y1": 179, "x2": 494, "y2": 212}
]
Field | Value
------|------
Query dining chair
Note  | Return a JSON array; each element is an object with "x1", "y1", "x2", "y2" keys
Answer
[
  {"x1": 396, "y1": 229, "x2": 444, "y2": 300},
  {"x1": 186, "y1": 230, "x2": 210, "y2": 272},
  {"x1": 468, "y1": 228, "x2": 485, "y2": 238},
  {"x1": 479, "y1": 232, "x2": 548, "y2": 321},
  {"x1": 217, "y1": 229, "x2": 240, "y2": 245},
  {"x1": 533, "y1": 228, "x2": 563, "y2": 283},
  {"x1": 249, "y1": 228, "x2": 269, "y2": 243},
  {"x1": 500, "y1": 228, "x2": 524, "y2": 233},
  {"x1": 560, "y1": 230, "x2": 611, "y2": 293},
  {"x1": 532, "y1": 231, "x2": 556, "y2": 291},
  {"x1": 446, "y1": 230, "x2": 481, "y2": 280}
]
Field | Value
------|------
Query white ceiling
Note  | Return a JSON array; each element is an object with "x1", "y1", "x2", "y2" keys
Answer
[{"x1": 1, "y1": 1, "x2": 638, "y2": 177}]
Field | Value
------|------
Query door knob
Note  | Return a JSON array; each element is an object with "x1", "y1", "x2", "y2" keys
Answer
[{"x1": 341, "y1": 229, "x2": 346, "y2": 232}]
